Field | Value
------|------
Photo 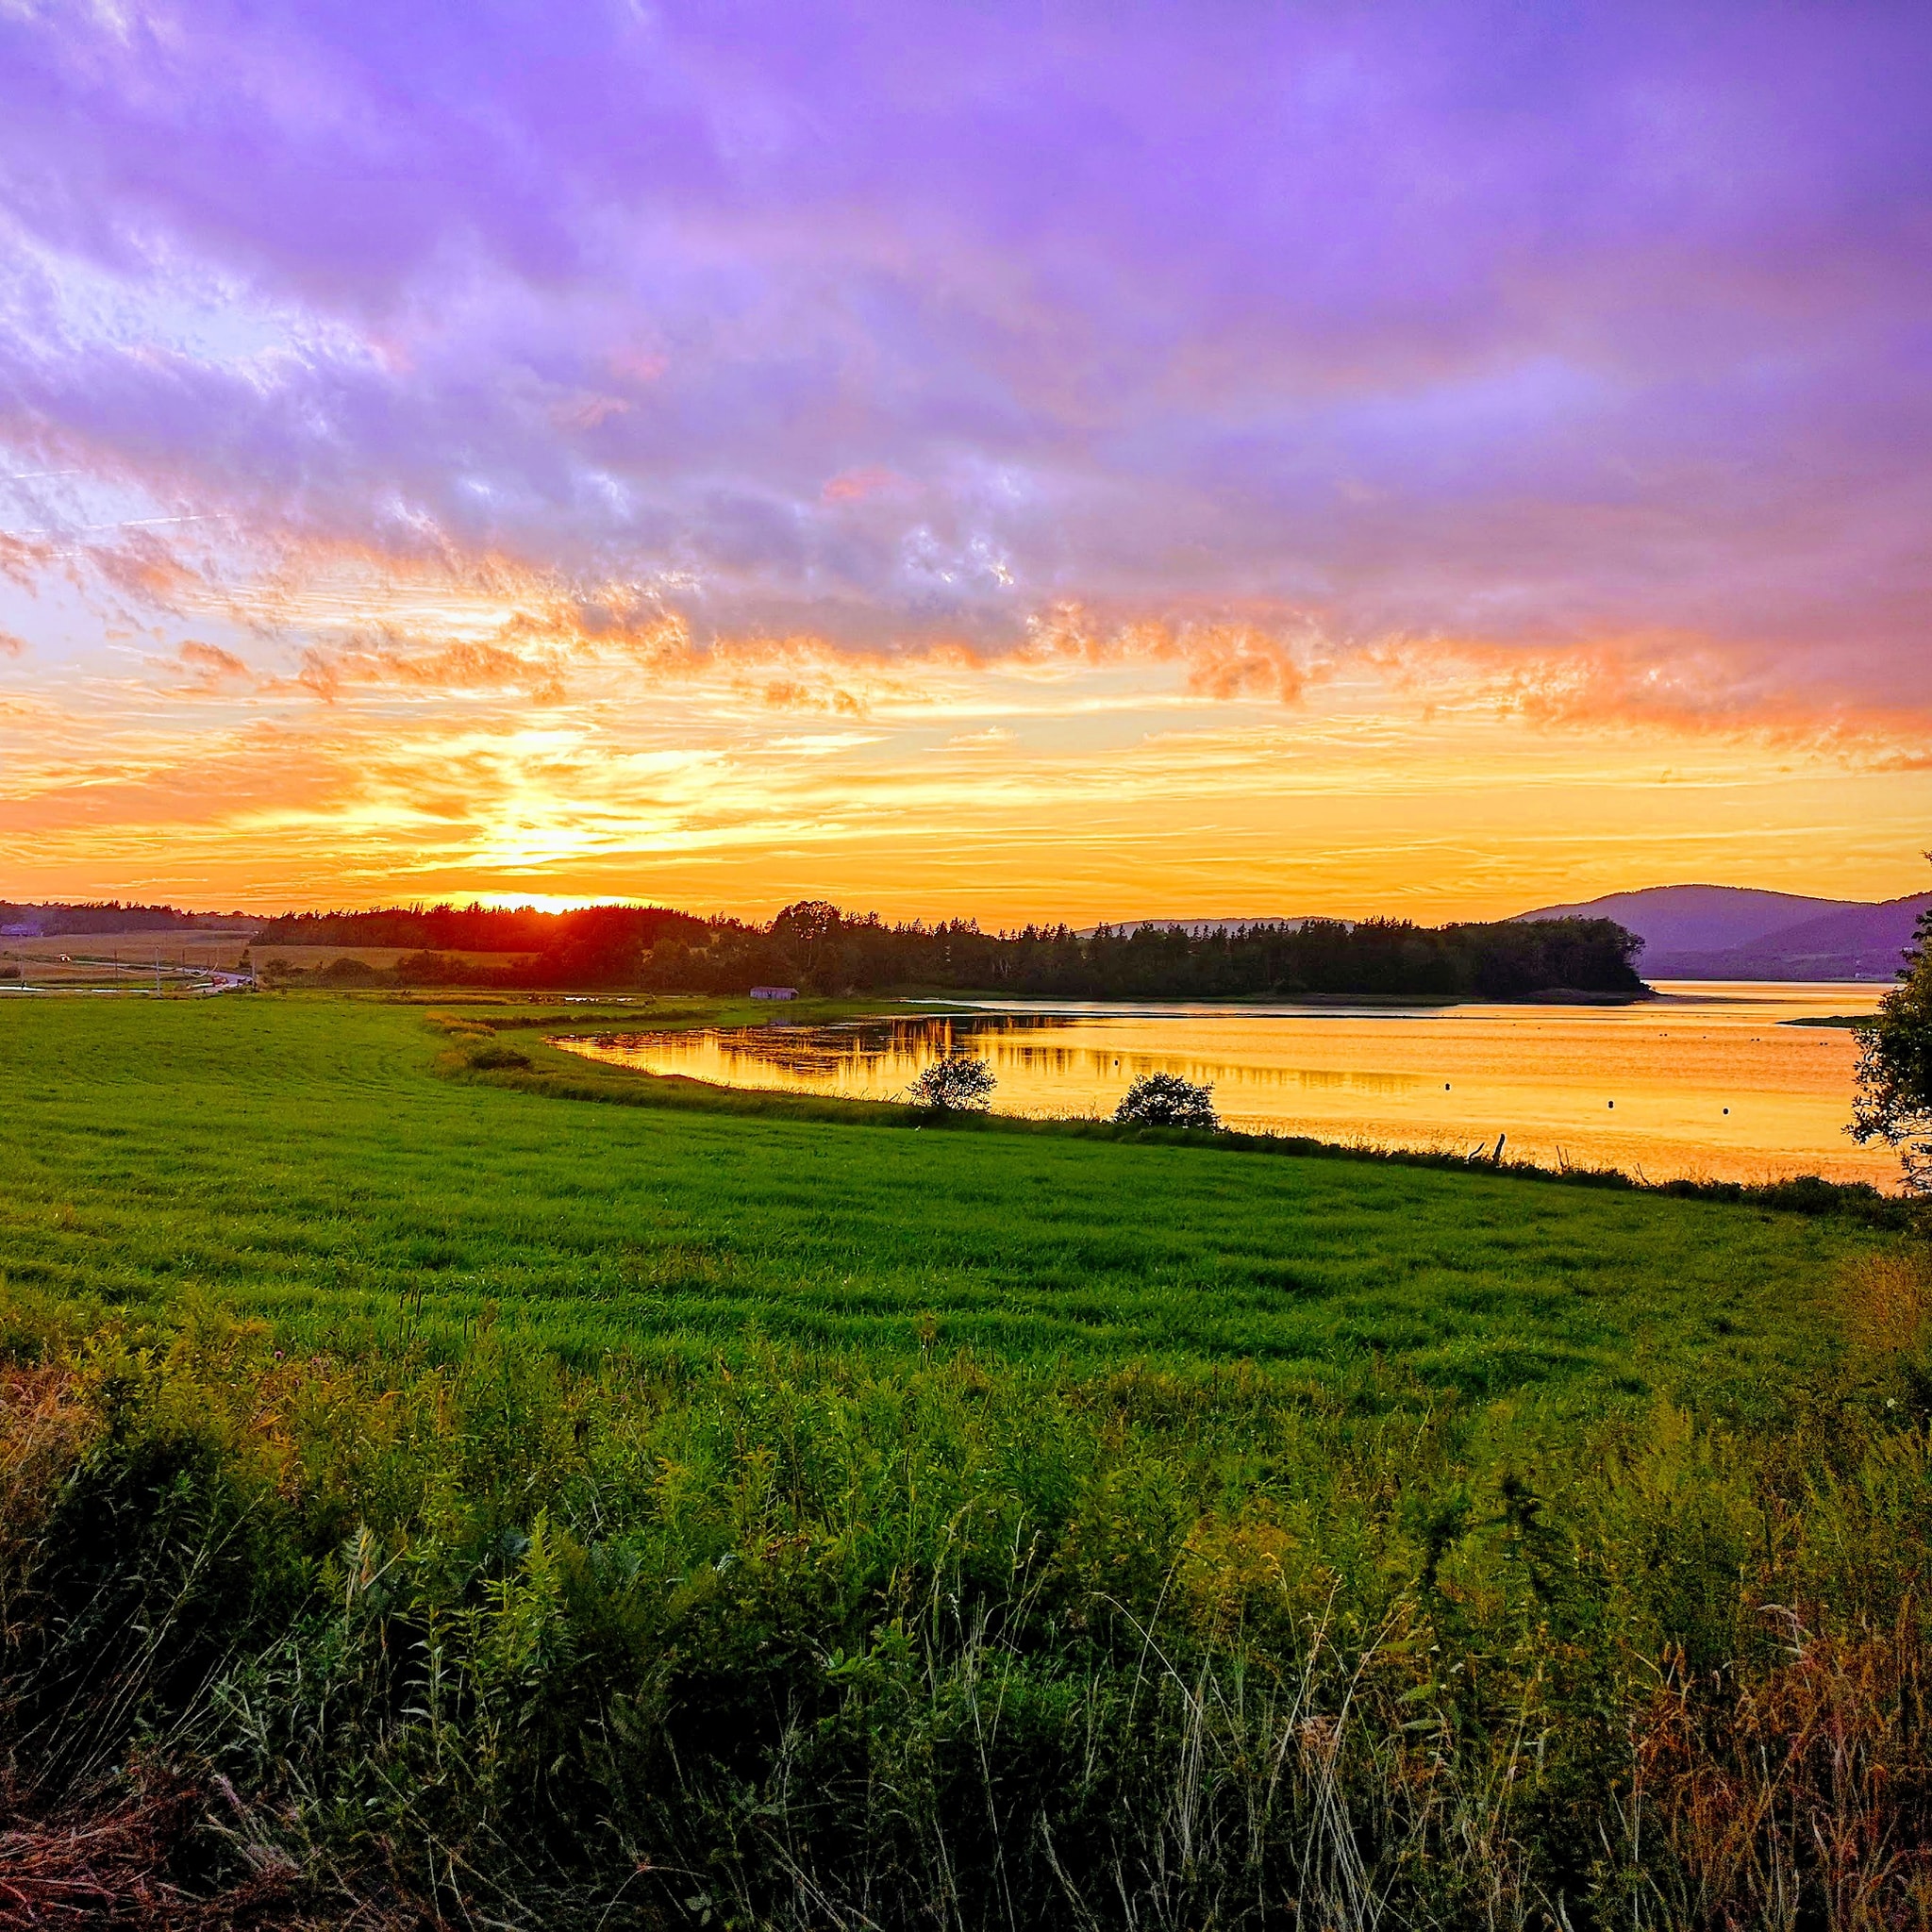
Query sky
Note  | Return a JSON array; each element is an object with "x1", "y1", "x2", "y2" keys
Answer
[{"x1": 0, "y1": 1, "x2": 1927, "y2": 924}]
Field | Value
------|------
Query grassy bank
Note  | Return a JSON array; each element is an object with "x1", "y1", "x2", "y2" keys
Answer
[
  {"x1": 2, "y1": 994, "x2": 1929, "y2": 1926},
  {"x1": 0, "y1": 996, "x2": 1890, "y2": 1391}
]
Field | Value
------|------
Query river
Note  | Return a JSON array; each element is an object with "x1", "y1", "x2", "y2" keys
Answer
[{"x1": 554, "y1": 980, "x2": 1897, "y2": 1188}]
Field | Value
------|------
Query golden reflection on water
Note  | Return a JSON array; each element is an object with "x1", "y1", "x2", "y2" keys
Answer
[{"x1": 554, "y1": 981, "x2": 1898, "y2": 1188}]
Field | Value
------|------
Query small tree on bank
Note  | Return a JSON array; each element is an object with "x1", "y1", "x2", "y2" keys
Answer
[
  {"x1": 1114, "y1": 1072, "x2": 1220, "y2": 1131},
  {"x1": 910, "y1": 1052, "x2": 996, "y2": 1111},
  {"x1": 1852, "y1": 882, "x2": 1932, "y2": 1195}
]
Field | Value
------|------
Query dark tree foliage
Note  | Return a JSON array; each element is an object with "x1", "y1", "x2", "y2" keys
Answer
[
  {"x1": 249, "y1": 897, "x2": 1644, "y2": 999},
  {"x1": 253, "y1": 900, "x2": 708, "y2": 957},
  {"x1": 0, "y1": 900, "x2": 245, "y2": 936},
  {"x1": 318, "y1": 956, "x2": 381, "y2": 987},
  {"x1": 665, "y1": 906, "x2": 1643, "y2": 1002},
  {"x1": 909, "y1": 1052, "x2": 997, "y2": 1110},
  {"x1": 1114, "y1": 1073, "x2": 1220, "y2": 1130},
  {"x1": 253, "y1": 901, "x2": 714, "y2": 988},
  {"x1": 1851, "y1": 889, "x2": 1932, "y2": 1194}
]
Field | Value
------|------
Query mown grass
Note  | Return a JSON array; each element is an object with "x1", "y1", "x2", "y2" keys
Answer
[
  {"x1": 0, "y1": 995, "x2": 1888, "y2": 1404},
  {"x1": 2, "y1": 993, "x2": 1929, "y2": 1928}
]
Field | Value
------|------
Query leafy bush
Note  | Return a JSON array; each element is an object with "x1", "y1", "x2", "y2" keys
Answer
[
  {"x1": 467, "y1": 1041, "x2": 533, "y2": 1071},
  {"x1": 320, "y1": 955, "x2": 382, "y2": 988},
  {"x1": 1113, "y1": 1070, "x2": 1220, "y2": 1129},
  {"x1": 0, "y1": 964, "x2": 18, "y2": 981},
  {"x1": 909, "y1": 1051, "x2": 995, "y2": 1110}
]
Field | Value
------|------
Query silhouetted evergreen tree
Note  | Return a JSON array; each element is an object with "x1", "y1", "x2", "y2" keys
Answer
[{"x1": 246, "y1": 901, "x2": 1645, "y2": 999}]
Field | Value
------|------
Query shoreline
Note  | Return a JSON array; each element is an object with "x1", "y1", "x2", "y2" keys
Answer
[{"x1": 502, "y1": 1024, "x2": 1912, "y2": 1220}]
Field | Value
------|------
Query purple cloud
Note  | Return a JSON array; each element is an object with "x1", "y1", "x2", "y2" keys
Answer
[{"x1": 0, "y1": 0, "x2": 1927, "y2": 715}]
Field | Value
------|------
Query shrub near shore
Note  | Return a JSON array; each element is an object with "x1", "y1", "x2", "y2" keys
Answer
[{"x1": 4, "y1": 1253, "x2": 1932, "y2": 1930}]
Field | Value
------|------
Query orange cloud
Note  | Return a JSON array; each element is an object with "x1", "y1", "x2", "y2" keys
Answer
[
  {"x1": 88, "y1": 530, "x2": 223, "y2": 608},
  {"x1": 0, "y1": 533, "x2": 57, "y2": 587},
  {"x1": 176, "y1": 639, "x2": 251, "y2": 682},
  {"x1": 4, "y1": 653, "x2": 1928, "y2": 920},
  {"x1": 761, "y1": 677, "x2": 865, "y2": 715},
  {"x1": 821, "y1": 466, "x2": 912, "y2": 504},
  {"x1": 9, "y1": 521, "x2": 1931, "y2": 924},
  {"x1": 1364, "y1": 634, "x2": 1932, "y2": 766},
  {"x1": 1019, "y1": 602, "x2": 1310, "y2": 705},
  {"x1": 38, "y1": 524, "x2": 1932, "y2": 774}
]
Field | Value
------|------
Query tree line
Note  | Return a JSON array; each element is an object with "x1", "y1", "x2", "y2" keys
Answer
[
  {"x1": 255, "y1": 903, "x2": 710, "y2": 986},
  {"x1": 253, "y1": 898, "x2": 1649, "y2": 999},
  {"x1": 0, "y1": 899, "x2": 249, "y2": 936}
]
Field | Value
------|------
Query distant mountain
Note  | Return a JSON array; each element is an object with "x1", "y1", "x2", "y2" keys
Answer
[
  {"x1": 1516, "y1": 884, "x2": 1866, "y2": 957},
  {"x1": 1649, "y1": 895, "x2": 1932, "y2": 981},
  {"x1": 1516, "y1": 884, "x2": 1929, "y2": 981}
]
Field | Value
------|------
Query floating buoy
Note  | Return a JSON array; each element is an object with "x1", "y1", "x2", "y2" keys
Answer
[
  {"x1": 1723, "y1": 1107, "x2": 1730, "y2": 1115},
  {"x1": 1607, "y1": 1100, "x2": 1615, "y2": 1108}
]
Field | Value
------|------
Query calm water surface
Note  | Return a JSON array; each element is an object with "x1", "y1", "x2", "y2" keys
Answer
[{"x1": 556, "y1": 981, "x2": 1895, "y2": 1188}]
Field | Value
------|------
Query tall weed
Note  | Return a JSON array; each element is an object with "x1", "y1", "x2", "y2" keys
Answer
[{"x1": 3, "y1": 1287, "x2": 1932, "y2": 1926}]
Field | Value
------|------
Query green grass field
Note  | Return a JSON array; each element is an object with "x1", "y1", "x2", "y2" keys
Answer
[
  {"x1": 0, "y1": 993, "x2": 1879, "y2": 1400},
  {"x1": 2, "y1": 991, "x2": 1928, "y2": 1929}
]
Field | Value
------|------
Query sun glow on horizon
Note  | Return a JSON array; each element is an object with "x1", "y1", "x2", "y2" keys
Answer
[
  {"x1": 2, "y1": 4, "x2": 1928, "y2": 917},
  {"x1": 3, "y1": 564, "x2": 1926, "y2": 922}
]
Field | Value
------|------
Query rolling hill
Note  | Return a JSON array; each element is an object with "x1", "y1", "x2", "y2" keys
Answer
[{"x1": 1518, "y1": 883, "x2": 1929, "y2": 980}]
